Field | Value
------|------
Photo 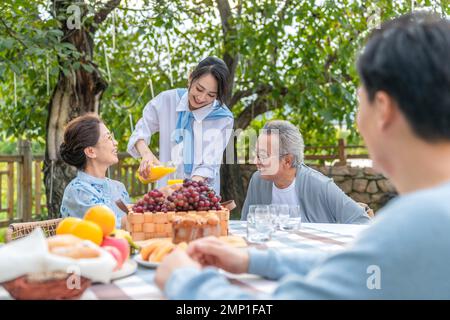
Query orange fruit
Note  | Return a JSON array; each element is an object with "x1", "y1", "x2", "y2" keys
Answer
[
  {"x1": 56, "y1": 217, "x2": 82, "y2": 235},
  {"x1": 84, "y1": 205, "x2": 116, "y2": 236},
  {"x1": 69, "y1": 220, "x2": 103, "y2": 245}
]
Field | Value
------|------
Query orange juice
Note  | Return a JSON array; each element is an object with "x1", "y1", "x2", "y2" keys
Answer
[
  {"x1": 136, "y1": 166, "x2": 176, "y2": 184},
  {"x1": 167, "y1": 179, "x2": 184, "y2": 185}
]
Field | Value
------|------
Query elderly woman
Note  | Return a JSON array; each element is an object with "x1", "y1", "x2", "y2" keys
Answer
[
  {"x1": 241, "y1": 120, "x2": 370, "y2": 224},
  {"x1": 59, "y1": 114, "x2": 130, "y2": 228}
]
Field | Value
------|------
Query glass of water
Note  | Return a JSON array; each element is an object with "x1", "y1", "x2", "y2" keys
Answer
[
  {"x1": 279, "y1": 205, "x2": 302, "y2": 231},
  {"x1": 247, "y1": 205, "x2": 271, "y2": 243},
  {"x1": 269, "y1": 204, "x2": 289, "y2": 232},
  {"x1": 246, "y1": 205, "x2": 257, "y2": 242}
]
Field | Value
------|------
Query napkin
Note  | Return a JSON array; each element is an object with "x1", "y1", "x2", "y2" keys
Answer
[{"x1": 0, "y1": 228, "x2": 116, "y2": 283}]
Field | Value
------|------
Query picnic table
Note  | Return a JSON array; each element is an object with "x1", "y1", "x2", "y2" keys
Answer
[{"x1": 0, "y1": 221, "x2": 368, "y2": 300}]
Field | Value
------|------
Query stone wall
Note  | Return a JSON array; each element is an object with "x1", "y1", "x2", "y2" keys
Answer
[{"x1": 238, "y1": 164, "x2": 397, "y2": 213}]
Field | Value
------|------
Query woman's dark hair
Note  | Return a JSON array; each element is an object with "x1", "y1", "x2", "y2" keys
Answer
[
  {"x1": 190, "y1": 56, "x2": 230, "y2": 105},
  {"x1": 60, "y1": 113, "x2": 102, "y2": 170},
  {"x1": 357, "y1": 12, "x2": 450, "y2": 142}
]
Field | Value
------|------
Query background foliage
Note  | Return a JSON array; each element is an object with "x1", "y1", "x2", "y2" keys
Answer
[{"x1": 1, "y1": 0, "x2": 448, "y2": 153}]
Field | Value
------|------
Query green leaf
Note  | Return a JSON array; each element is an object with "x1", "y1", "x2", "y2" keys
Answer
[
  {"x1": 60, "y1": 42, "x2": 78, "y2": 51},
  {"x1": 8, "y1": 62, "x2": 21, "y2": 74},
  {"x1": 0, "y1": 38, "x2": 15, "y2": 50},
  {"x1": 81, "y1": 63, "x2": 94, "y2": 73},
  {"x1": 61, "y1": 67, "x2": 70, "y2": 77}
]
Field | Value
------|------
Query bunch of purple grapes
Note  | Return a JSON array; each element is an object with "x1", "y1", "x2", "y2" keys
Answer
[
  {"x1": 132, "y1": 189, "x2": 166, "y2": 213},
  {"x1": 166, "y1": 179, "x2": 221, "y2": 212},
  {"x1": 132, "y1": 179, "x2": 222, "y2": 213}
]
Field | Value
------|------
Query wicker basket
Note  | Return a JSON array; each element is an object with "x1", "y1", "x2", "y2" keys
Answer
[
  {"x1": 126, "y1": 207, "x2": 230, "y2": 241},
  {"x1": 1, "y1": 271, "x2": 91, "y2": 300},
  {"x1": 6, "y1": 219, "x2": 62, "y2": 243}
]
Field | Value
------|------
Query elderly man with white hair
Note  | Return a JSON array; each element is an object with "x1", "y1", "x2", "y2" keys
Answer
[{"x1": 241, "y1": 120, "x2": 370, "y2": 224}]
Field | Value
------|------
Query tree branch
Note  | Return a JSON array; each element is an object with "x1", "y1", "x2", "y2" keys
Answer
[
  {"x1": 0, "y1": 17, "x2": 28, "y2": 48},
  {"x1": 235, "y1": 87, "x2": 288, "y2": 129},
  {"x1": 216, "y1": 0, "x2": 232, "y2": 35},
  {"x1": 235, "y1": 97, "x2": 273, "y2": 130},
  {"x1": 271, "y1": 0, "x2": 292, "y2": 64},
  {"x1": 230, "y1": 84, "x2": 274, "y2": 108},
  {"x1": 115, "y1": 5, "x2": 154, "y2": 12},
  {"x1": 323, "y1": 31, "x2": 360, "y2": 84},
  {"x1": 227, "y1": 1, "x2": 293, "y2": 110},
  {"x1": 92, "y1": 0, "x2": 121, "y2": 32},
  {"x1": 216, "y1": 0, "x2": 239, "y2": 106}
]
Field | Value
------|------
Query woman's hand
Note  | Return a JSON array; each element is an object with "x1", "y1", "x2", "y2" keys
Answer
[
  {"x1": 135, "y1": 140, "x2": 160, "y2": 179},
  {"x1": 159, "y1": 184, "x2": 183, "y2": 197},
  {"x1": 191, "y1": 175, "x2": 205, "y2": 182},
  {"x1": 139, "y1": 152, "x2": 160, "y2": 179},
  {"x1": 187, "y1": 237, "x2": 249, "y2": 274}
]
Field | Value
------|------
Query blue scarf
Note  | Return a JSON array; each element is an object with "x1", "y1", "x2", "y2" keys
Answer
[{"x1": 172, "y1": 88, "x2": 234, "y2": 175}]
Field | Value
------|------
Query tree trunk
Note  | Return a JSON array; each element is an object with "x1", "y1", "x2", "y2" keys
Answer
[
  {"x1": 216, "y1": 0, "x2": 246, "y2": 218},
  {"x1": 44, "y1": 1, "x2": 108, "y2": 218},
  {"x1": 220, "y1": 163, "x2": 246, "y2": 220}
]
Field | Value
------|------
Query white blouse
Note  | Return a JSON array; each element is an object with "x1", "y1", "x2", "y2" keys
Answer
[{"x1": 127, "y1": 89, "x2": 234, "y2": 193}]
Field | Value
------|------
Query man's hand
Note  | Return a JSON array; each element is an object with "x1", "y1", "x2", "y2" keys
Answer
[
  {"x1": 155, "y1": 248, "x2": 201, "y2": 290},
  {"x1": 187, "y1": 237, "x2": 249, "y2": 274}
]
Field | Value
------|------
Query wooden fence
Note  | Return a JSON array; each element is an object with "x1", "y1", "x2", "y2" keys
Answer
[
  {"x1": 0, "y1": 138, "x2": 368, "y2": 227},
  {"x1": 304, "y1": 139, "x2": 369, "y2": 164},
  {"x1": 108, "y1": 153, "x2": 148, "y2": 197},
  {"x1": 0, "y1": 141, "x2": 42, "y2": 228}
]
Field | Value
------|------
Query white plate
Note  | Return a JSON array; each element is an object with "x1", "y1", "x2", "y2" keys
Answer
[
  {"x1": 133, "y1": 255, "x2": 160, "y2": 268},
  {"x1": 111, "y1": 259, "x2": 137, "y2": 280}
]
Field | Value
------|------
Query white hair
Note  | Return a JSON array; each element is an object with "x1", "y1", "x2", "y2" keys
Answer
[{"x1": 262, "y1": 120, "x2": 304, "y2": 167}]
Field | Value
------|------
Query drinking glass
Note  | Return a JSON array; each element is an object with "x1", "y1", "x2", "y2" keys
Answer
[
  {"x1": 279, "y1": 205, "x2": 302, "y2": 231},
  {"x1": 247, "y1": 205, "x2": 271, "y2": 243},
  {"x1": 269, "y1": 204, "x2": 289, "y2": 232}
]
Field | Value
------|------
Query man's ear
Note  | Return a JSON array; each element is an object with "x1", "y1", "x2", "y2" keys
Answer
[
  {"x1": 84, "y1": 146, "x2": 96, "y2": 159},
  {"x1": 283, "y1": 154, "x2": 294, "y2": 168},
  {"x1": 374, "y1": 91, "x2": 398, "y2": 132}
]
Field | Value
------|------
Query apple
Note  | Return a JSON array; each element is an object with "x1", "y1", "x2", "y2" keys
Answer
[
  {"x1": 102, "y1": 246, "x2": 124, "y2": 270},
  {"x1": 101, "y1": 236, "x2": 130, "y2": 263}
]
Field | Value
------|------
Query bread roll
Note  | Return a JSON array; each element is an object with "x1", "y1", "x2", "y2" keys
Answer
[
  {"x1": 47, "y1": 234, "x2": 100, "y2": 259},
  {"x1": 47, "y1": 234, "x2": 82, "y2": 250},
  {"x1": 50, "y1": 243, "x2": 100, "y2": 259}
]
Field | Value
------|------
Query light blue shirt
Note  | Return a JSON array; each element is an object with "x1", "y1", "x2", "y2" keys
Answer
[
  {"x1": 164, "y1": 180, "x2": 450, "y2": 299},
  {"x1": 60, "y1": 171, "x2": 130, "y2": 228}
]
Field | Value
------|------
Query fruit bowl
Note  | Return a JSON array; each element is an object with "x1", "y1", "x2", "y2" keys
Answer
[
  {"x1": 1, "y1": 271, "x2": 91, "y2": 300},
  {"x1": 127, "y1": 179, "x2": 229, "y2": 241},
  {"x1": 127, "y1": 208, "x2": 229, "y2": 241},
  {"x1": 132, "y1": 179, "x2": 223, "y2": 214}
]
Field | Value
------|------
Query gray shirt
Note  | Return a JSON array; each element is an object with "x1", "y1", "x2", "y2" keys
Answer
[{"x1": 241, "y1": 164, "x2": 370, "y2": 224}]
